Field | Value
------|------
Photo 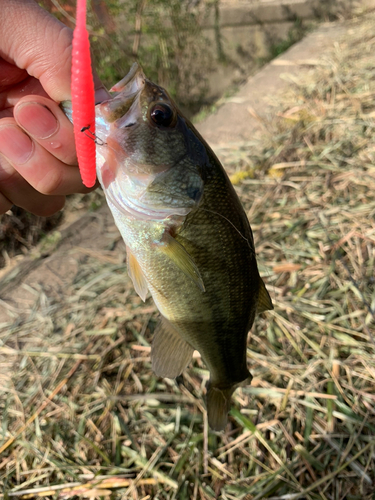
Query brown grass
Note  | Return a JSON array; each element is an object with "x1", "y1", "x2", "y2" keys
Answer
[{"x1": 1, "y1": 12, "x2": 375, "y2": 500}]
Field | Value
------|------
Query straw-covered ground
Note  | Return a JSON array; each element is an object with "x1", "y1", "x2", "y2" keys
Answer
[{"x1": 1, "y1": 13, "x2": 375, "y2": 500}]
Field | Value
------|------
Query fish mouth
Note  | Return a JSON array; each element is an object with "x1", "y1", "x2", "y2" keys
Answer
[
  {"x1": 97, "y1": 63, "x2": 146, "y2": 125},
  {"x1": 110, "y1": 62, "x2": 146, "y2": 94}
]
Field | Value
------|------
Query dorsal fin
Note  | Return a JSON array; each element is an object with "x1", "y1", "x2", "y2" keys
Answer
[
  {"x1": 257, "y1": 279, "x2": 273, "y2": 314},
  {"x1": 151, "y1": 316, "x2": 194, "y2": 379},
  {"x1": 126, "y1": 246, "x2": 148, "y2": 302}
]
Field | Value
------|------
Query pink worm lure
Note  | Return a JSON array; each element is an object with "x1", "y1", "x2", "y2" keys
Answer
[{"x1": 71, "y1": 0, "x2": 96, "y2": 188}]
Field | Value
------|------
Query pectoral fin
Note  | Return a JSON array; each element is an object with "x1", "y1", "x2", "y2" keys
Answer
[
  {"x1": 126, "y1": 247, "x2": 148, "y2": 302},
  {"x1": 158, "y1": 234, "x2": 205, "y2": 292},
  {"x1": 152, "y1": 316, "x2": 194, "y2": 379},
  {"x1": 257, "y1": 279, "x2": 273, "y2": 313}
]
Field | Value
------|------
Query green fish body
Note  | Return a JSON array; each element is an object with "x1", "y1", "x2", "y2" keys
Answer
[{"x1": 64, "y1": 63, "x2": 272, "y2": 430}]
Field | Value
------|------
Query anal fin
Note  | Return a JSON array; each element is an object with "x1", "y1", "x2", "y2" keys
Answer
[
  {"x1": 151, "y1": 316, "x2": 194, "y2": 379},
  {"x1": 257, "y1": 278, "x2": 273, "y2": 314},
  {"x1": 126, "y1": 246, "x2": 148, "y2": 302}
]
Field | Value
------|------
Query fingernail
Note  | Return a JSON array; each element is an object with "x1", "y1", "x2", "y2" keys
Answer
[
  {"x1": 15, "y1": 102, "x2": 58, "y2": 139},
  {"x1": 0, "y1": 126, "x2": 33, "y2": 164}
]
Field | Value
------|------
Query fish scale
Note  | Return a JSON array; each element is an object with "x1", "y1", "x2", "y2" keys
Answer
[{"x1": 63, "y1": 63, "x2": 273, "y2": 430}]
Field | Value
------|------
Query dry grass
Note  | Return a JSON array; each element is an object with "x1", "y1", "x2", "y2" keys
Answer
[
  {"x1": 0, "y1": 191, "x2": 104, "y2": 271},
  {"x1": 1, "y1": 13, "x2": 375, "y2": 500},
  {"x1": 0, "y1": 208, "x2": 62, "y2": 270}
]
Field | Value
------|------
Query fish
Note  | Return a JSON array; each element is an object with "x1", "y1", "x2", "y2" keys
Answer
[{"x1": 62, "y1": 63, "x2": 273, "y2": 431}]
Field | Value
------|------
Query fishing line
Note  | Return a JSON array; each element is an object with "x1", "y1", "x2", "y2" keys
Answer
[{"x1": 198, "y1": 207, "x2": 254, "y2": 252}]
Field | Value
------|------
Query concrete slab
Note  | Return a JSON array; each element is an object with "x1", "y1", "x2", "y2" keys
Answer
[
  {"x1": 203, "y1": 0, "x2": 322, "y2": 28},
  {"x1": 195, "y1": 21, "x2": 347, "y2": 147}
]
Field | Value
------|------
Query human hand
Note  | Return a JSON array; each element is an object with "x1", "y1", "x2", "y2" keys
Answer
[{"x1": 0, "y1": 0, "x2": 109, "y2": 216}]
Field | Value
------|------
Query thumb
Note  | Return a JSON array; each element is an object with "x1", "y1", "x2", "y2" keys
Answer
[{"x1": 0, "y1": 0, "x2": 105, "y2": 102}]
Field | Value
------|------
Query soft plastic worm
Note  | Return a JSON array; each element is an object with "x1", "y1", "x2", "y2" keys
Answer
[{"x1": 71, "y1": 0, "x2": 96, "y2": 188}]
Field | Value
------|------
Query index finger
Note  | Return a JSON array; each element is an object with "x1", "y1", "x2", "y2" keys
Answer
[{"x1": 0, "y1": 0, "x2": 109, "y2": 103}]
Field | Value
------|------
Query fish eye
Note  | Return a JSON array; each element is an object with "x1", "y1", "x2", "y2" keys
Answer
[{"x1": 150, "y1": 103, "x2": 174, "y2": 127}]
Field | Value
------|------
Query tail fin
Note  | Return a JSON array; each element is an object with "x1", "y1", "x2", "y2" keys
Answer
[
  {"x1": 207, "y1": 375, "x2": 253, "y2": 431},
  {"x1": 206, "y1": 385, "x2": 234, "y2": 431}
]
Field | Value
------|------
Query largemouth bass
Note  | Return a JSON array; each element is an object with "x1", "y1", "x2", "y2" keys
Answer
[{"x1": 63, "y1": 63, "x2": 273, "y2": 430}]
